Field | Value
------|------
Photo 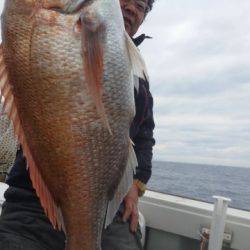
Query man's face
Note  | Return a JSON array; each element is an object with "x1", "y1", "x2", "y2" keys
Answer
[{"x1": 120, "y1": 0, "x2": 148, "y2": 37}]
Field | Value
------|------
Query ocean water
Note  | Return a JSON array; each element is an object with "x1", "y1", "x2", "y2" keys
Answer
[{"x1": 148, "y1": 161, "x2": 250, "y2": 211}]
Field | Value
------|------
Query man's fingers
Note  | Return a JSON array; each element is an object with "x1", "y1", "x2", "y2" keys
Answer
[
  {"x1": 130, "y1": 208, "x2": 139, "y2": 232},
  {"x1": 122, "y1": 184, "x2": 140, "y2": 231},
  {"x1": 122, "y1": 203, "x2": 139, "y2": 232},
  {"x1": 122, "y1": 203, "x2": 133, "y2": 222}
]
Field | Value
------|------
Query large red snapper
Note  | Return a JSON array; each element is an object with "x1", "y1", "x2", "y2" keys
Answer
[{"x1": 0, "y1": 0, "x2": 148, "y2": 249}]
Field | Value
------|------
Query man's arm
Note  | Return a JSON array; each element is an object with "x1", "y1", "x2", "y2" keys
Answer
[
  {"x1": 123, "y1": 79, "x2": 155, "y2": 232},
  {"x1": 133, "y1": 78, "x2": 155, "y2": 186},
  {"x1": 133, "y1": 90, "x2": 155, "y2": 185}
]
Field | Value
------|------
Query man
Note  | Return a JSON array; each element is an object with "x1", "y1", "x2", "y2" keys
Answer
[{"x1": 0, "y1": 0, "x2": 155, "y2": 249}]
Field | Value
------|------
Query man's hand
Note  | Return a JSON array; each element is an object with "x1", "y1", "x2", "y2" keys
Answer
[{"x1": 122, "y1": 183, "x2": 139, "y2": 233}]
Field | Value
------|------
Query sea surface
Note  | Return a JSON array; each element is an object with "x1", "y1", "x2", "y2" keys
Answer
[{"x1": 148, "y1": 161, "x2": 250, "y2": 211}]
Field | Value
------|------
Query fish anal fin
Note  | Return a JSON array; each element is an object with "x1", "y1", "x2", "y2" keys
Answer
[
  {"x1": 81, "y1": 15, "x2": 112, "y2": 134},
  {"x1": 0, "y1": 44, "x2": 65, "y2": 232}
]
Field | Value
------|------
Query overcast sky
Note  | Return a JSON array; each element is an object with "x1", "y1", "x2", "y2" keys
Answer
[
  {"x1": 1, "y1": 0, "x2": 250, "y2": 167},
  {"x1": 138, "y1": 0, "x2": 250, "y2": 167}
]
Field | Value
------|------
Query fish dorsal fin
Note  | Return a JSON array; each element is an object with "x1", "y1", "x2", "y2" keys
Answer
[
  {"x1": 125, "y1": 32, "x2": 149, "y2": 92},
  {"x1": 0, "y1": 44, "x2": 64, "y2": 231}
]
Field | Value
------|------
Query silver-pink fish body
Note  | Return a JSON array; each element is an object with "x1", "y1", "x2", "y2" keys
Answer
[{"x1": 0, "y1": 0, "x2": 140, "y2": 249}]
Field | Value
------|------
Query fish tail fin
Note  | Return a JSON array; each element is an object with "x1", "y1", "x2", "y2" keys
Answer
[
  {"x1": 125, "y1": 32, "x2": 149, "y2": 91},
  {"x1": 81, "y1": 16, "x2": 112, "y2": 134},
  {"x1": 104, "y1": 139, "x2": 137, "y2": 228},
  {"x1": 0, "y1": 44, "x2": 65, "y2": 232}
]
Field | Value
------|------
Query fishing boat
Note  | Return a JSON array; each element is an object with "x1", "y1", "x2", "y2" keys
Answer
[
  {"x1": 1, "y1": 1, "x2": 249, "y2": 249},
  {"x1": 139, "y1": 190, "x2": 250, "y2": 250},
  {"x1": 0, "y1": 181, "x2": 249, "y2": 250}
]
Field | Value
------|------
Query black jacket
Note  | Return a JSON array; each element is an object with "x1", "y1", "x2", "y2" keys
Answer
[{"x1": 131, "y1": 78, "x2": 155, "y2": 184}]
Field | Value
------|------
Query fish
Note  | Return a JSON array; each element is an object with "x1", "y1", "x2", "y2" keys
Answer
[
  {"x1": 0, "y1": 102, "x2": 18, "y2": 176},
  {"x1": 0, "y1": 0, "x2": 148, "y2": 249}
]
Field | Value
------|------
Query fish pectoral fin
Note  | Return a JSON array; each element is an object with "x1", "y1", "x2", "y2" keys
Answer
[
  {"x1": 104, "y1": 139, "x2": 137, "y2": 228},
  {"x1": 125, "y1": 32, "x2": 149, "y2": 91},
  {"x1": 0, "y1": 45, "x2": 18, "y2": 135},
  {"x1": 0, "y1": 45, "x2": 64, "y2": 232},
  {"x1": 81, "y1": 13, "x2": 112, "y2": 134}
]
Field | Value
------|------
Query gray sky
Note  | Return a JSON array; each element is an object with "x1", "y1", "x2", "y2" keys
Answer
[
  {"x1": 1, "y1": 0, "x2": 250, "y2": 167},
  {"x1": 138, "y1": 0, "x2": 250, "y2": 167}
]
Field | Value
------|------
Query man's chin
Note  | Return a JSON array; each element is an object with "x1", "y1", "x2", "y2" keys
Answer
[{"x1": 124, "y1": 23, "x2": 133, "y2": 37}]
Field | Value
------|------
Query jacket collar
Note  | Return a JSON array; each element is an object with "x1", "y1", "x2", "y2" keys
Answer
[{"x1": 133, "y1": 34, "x2": 152, "y2": 47}]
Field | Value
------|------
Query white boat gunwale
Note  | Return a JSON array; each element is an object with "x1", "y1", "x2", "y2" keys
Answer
[
  {"x1": 1, "y1": 183, "x2": 250, "y2": 249},
  {"x1": 139, "y1": 190, "x2": 250, "y2": 250}
]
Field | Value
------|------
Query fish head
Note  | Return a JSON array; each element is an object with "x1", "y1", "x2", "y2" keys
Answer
[
  {"x1": 41, "y1": 0, "x2": 125, "y2": 32},
  {"x1": 43, "y1": 0, "x2": 122, "y2": 15},
  {"x1": 42, "y1": 0, "x2": 89, "y2": 13}
]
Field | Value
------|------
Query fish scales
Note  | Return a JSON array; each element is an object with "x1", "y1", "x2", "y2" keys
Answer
[{"x1": 0, "y1": 0, "x2": 147, "y2": 249}]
